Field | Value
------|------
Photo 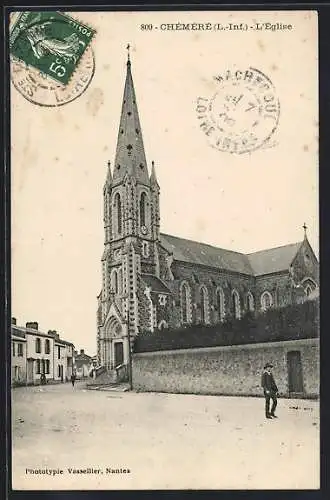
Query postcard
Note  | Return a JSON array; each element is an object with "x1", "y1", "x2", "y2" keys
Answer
[{"x1": 10, "y1": 10, "x2": 319, "y2": 490}]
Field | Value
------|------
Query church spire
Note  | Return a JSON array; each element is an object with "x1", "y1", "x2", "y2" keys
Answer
[
  {"x1": 112, "y1": 47, "x2": 149, "y2": 185},
  {"x1": 105, "y1": 160, "x2": 112, "y2": 186},
  {"x1": 150, "y1": 160, "x2": 159, "y2": 188}
]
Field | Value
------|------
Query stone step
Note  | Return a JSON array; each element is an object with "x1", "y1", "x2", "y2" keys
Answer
[
  {"x1": 87, "y1": 383, "x2": 130, "y2": 392},
  {"x1": 98, "y1": 384, "x2": 130, "y2": 392}
]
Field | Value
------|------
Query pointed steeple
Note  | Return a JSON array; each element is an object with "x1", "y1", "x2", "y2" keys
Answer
[
  {"x1": 150, "y1": 160, "x2": 159, "y2": 188},
  {"x1": 113, "y1": 48, "x2": 149, "y2": 185},
  {"x1": 105, "y1": 160, "x2": 112, "y2": 186}
]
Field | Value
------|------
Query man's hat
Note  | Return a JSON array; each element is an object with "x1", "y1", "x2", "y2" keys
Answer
[{"x1": 264, "y1": 363, "x2": 273, "y2": 369}]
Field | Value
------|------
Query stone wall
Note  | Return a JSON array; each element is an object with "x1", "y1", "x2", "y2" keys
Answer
[{"x1": 132, "y1": 338, "x2": 319, "y2": 398}]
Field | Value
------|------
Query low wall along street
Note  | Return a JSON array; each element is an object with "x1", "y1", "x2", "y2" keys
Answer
[{"x1": 132, "y1": 338, "x2": 319, "y2": 398}]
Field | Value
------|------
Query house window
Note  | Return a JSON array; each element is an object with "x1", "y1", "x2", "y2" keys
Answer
[
  {"x1": 58, "y1": 365, "x2": 61, "y2": 377},
  {"x1": 200, "y1": 286, "x2": 209, "y2": 324},
  {"x1": 247, "y1": 292, "x2": 255, "y2": 312},
  {"x1": 58, "y1": 346, "x2": 61, "y2": 359},
  {"x1": 261, "y1": 291, "x2": 273, "y2": 311},
  {"x1": 216, "y1": 287, "x2": 225, "y2": 322},
  {"x1": 35, "y1": 338, "x2": 41, "y2": 353},
  {"x1": 45, "y1": 339, "x2": 50, "y2": 354},
  {"x1": 36, "y1": 359, "x2": 41, "y2": 374},
  {"x1": 114, "y1": 193, "x2": 122, "y2": 234},
  {"x1": 232, "y1": 290, "x2": 241, "y2": 319},
  {"x1": 12, "y1": 343, "x2": 15, "y2": 357},
  {"x1": 140, "y1": 192, "x2": 147, "y2": 227},
  {"x1": 17, "y1": 343, "x2": 23, "y2": 357},
  {"x1": 45, "y1": 359, "x2": 50, "y2": 374},
  {"x1": 180, "y1": 282, "x2": 191, "y2": 323}
]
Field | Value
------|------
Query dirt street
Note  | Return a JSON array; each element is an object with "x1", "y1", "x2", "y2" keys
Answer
[{"x1": 12, "y1": 382, "x2": 319, "y2": 490}]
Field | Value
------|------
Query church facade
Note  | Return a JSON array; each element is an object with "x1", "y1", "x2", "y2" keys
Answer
[{"x1": 96, "y1": 54, "x2": 319, "y2": 369}]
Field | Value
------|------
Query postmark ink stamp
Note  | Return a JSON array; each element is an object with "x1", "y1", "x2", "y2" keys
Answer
[
  {"x1": 10, "y1": 46, "x2": 95, "y2": 107},
  {"x1": 196, "y1": 67, "x2": 280, "y2": 154}
]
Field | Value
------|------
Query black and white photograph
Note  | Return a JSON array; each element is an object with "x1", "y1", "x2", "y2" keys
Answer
[{"x1": 9, "y1": 9, "x2": 319, "y2": 490}]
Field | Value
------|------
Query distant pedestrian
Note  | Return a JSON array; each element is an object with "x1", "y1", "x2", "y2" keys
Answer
[
  {"x1": 261, "y1": 363, "x2": 278, "y2": 419},
  {"x1": 71, "y1": 373, "x2": 76, "y2": 387}
]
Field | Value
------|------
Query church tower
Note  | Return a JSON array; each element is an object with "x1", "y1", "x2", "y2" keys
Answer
[{"x1": 97, "y1": 48, "x2": 160, "y2": 369}]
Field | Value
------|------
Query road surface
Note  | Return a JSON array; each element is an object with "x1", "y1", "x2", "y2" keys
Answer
[{"x1": 11, "y1": 381, "x2": 319, "y2": 490}]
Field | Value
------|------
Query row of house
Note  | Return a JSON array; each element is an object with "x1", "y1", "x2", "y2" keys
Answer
[{"x1": 11, "y1": 318, "x2": 95, "y2": 386}]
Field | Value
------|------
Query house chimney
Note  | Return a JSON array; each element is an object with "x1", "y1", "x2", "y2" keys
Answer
[
  {"x1": 11, "y1": 317, "x2": 17, "y2": 325},
  {"x1": 48, "y1": 330, "x2": 59, "y2": 339},
  {"x1": 80, "y1": 349, "x2": 84, "y2": 355},
  {"x1": 26, "y1": 321, "x2": 38, "y2": 330}
]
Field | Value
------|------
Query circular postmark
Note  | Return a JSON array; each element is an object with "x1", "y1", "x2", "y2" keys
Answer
[
  {"x1": 196, "y1": 67, "x2": 280, "y2": 154},
  {"x1": 10, "y1": 45, "x2": 95, "y2": 107}
]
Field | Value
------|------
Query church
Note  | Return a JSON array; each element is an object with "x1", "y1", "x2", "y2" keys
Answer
[{"x1": 96, "y1": 51, "x2": 319, "y2": 369}]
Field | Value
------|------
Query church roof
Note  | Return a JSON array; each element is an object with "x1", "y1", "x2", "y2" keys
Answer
[
  {"x1": 112, "y1": 53, "x2": 149, "y2": 184},
  {"x1": 141, "y1": 274, "x2": 172, "y2": 294},
  {"x1": 160, "y1": 233, "x2": 253, "y2": 275},
  {"x1": 247, "y1": 241, "x2": 303, "y2": 276},
  {"x1": 160, "y1": 233, "x2": 303, "y2": 277}
]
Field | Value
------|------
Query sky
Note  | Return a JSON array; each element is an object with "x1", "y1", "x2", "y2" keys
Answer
[{"x1": 11, "y1": 11, "x2": 318, "y2": 354}]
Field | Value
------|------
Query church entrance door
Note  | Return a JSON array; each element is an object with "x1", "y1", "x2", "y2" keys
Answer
[
  {"x1": 287, "y1": 350, "x2": 304, "y2": 394},
  {"x1": 114, "y1": 342, "x2": 124, "y2": 367}
]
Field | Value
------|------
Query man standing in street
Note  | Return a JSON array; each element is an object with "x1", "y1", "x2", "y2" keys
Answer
[
  {"x1": 261, "y1": 363, "x2": 279, "y2": 419},
  {"x1": 71, "y1": 372, "x2": 76, "y2": 388}
]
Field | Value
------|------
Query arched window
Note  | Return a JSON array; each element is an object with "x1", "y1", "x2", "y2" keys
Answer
[
  {"x1": 158, "y1": 320, "x2": 168, "y2": 330},
  {"x1": 117, "y1": 268, "x2": 122, "y2": 294},
  {"x1": 142, "y1": 241, "x2": 149, "y2": 258},
  {"x1": 301, "y1": 277, "x2": 317, "y2": 297},
  {"x1": 140, "y1": 192, "x2": 147, "y2": 227},
  {"x1": 232, "y1": 290, "x2": 241, "y2": 319},
  {"x1": 114, "y1": 193, "x2": 122, "y2": 234},
  {"x1": 247, "y1": 292, "x2": 255, "y2": 312},
  {"x1": 216, "y1": 287, "x2": 225, "y2": 322},
  {"x1": 261, "y1": 291, "x2": 273, "y2": 311},
  {"x1": 111, "y1": 269, "x2": 118, "y2": 294},
  {"x1": 200, "y1": 286, "x2": 209, "y2": 324},
  {"x1": 180, "y1": 282, "x2": 191, "y2": 324}
]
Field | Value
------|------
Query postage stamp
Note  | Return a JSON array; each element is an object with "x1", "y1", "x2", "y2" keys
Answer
[
  {"x1": 9, "y1": 11, "x2": 96, "y2": 86},
  {"x1": 196, "y1": 67, "x2": 280, "y2": 154}
]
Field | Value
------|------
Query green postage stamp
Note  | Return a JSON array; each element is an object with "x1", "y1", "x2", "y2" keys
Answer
[{"x1": 9, "y1": 11, "x2": 96, "y2": 85}]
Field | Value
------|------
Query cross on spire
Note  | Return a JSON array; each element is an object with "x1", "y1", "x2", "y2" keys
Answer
[
  {"x1": 303, "y1": 222, "x2": 307, "y2": 238},
  {"x1": 126, "y1": 43, "x2": 130, "y2": 63}
]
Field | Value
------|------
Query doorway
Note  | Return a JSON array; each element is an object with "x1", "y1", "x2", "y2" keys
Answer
[
  {"x1": 287, "y1": 350, "x2": 304, "y2": 394},
  {"x1": 114, "y1": 342, "x2": 124, "y2": 367},
  {"x1": 27, "y1": 359, "x2": 34, "y2": 384}
]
